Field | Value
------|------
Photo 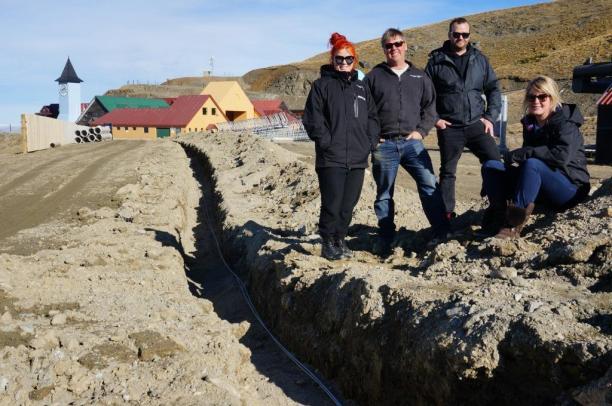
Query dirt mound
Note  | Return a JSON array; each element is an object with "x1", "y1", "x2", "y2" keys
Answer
[{"x1": 179, "y1": 131, "x2": 611, "y2": 405}]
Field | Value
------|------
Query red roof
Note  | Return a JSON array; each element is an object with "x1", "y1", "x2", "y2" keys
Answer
[
  {"x1": 251, "y1": 99, "x2": 287, "y2": 116},
  {"x1": 597, "y1": 84, "x2": 612, "y2": 106},
  {"x1": 92, "y1": 95, "x2": 224, "y2": 127}
]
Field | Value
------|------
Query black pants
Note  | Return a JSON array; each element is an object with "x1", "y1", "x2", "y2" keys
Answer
[
  {"x1": 316, "y1": 167, "x2": 365, "y2": 240},
  {"x1": 437, "y1": 121, "x2": 501, "y2": 213}
]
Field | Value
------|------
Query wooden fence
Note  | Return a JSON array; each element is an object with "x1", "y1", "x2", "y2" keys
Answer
[{"x1": 21, "y1": 114, "x2": 94, "y2": 153}]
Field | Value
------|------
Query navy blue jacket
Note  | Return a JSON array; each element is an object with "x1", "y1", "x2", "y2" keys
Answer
[
  {"x1": 425, "y1": 42, "x2": 501, "y2": 126},
  {"x1": 303, "y1": 65, "x2": 379, "y2": 168},
  {"x1": 514, "y1": 104, "x2": 590, "y2": 187}
]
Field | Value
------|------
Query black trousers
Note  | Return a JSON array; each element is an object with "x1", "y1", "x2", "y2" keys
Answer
[
  {"x1": 316, "y1": 167, "x2": 365, "y2": 240},
  {"x1": 437, "y1": 121, "x2": 501, "y2": 213}
]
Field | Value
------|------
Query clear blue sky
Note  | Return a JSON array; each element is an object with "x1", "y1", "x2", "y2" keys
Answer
[{"x1": 0, "y1": 0, "x2": 546, "y2": 127}]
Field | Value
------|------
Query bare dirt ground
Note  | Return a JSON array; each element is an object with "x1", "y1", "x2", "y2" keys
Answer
[
  {"x1": 0, "y1": 138, "x2": 333, "y2": 404},
  {"x1": 180, "y1": 131, "x2": 611, "y2": 405},
  {"x1": 0, "y1": 131, "x2": 610, "y2": 404}
]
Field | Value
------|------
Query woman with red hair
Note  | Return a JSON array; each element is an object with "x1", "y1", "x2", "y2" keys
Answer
[{"x1": 303, "y1": 33, "x2": 380, "y2": 260}]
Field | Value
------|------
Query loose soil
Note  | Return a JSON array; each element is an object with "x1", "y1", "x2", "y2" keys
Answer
[
  {"x1": 1, "y1": 132, "x2": 610, "y2": 404},
  {"x1": 0, "y1": 139, "x2": 334, "y2": 405},
  {"x1": 179, "y1": 131, "x2": 611, "y2": 405}
]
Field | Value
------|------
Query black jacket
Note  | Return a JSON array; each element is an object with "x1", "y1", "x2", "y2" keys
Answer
[
  {"x1": 425, "y1": 42, "x2": 501, "y2": 126},
  {"x1": 508, "y1": 104, "x2": 590, "y2": 187},
  {"x1": 365, "y1": 62, "x2": 437, "y2": 138},
  {"x1": 303, "y1": 65, "x2": 379, "y2": 168}
]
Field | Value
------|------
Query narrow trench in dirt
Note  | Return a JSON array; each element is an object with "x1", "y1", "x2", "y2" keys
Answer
[{"x1": 178, "y1": 144, "x2": 341, "y2": 406}]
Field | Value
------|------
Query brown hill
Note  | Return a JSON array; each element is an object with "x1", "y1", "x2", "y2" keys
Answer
[
  {"x1": 106, "y1": 0, "x2": 610, "y2": 127},
  {"x1": 246, "y1": 0, "x2": 611, "y2": 91}
]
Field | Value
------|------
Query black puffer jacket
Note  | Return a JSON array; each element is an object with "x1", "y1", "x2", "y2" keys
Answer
[
  {"x1": 425, "y1": 41, "x2": 501, "y2": 126},
  {"x1": 302, "y1": 65, "x2": 379, "y2": 168},
  {"x1": 365, "y1": 62, "x2": 437, "y2": 138},
  {"x1": 512, "y1": 104, "x2": 590, "y2": 187}
]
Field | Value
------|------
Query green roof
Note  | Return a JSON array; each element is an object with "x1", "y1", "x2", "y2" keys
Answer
[{"x1": 97, "y1": 96, "x2": 169, "y2": 112}]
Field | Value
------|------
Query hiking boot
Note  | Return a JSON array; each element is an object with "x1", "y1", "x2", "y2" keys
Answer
[
  {"x1": 334, "y1": 237, "x2": 354, "y2": 259},
  {"x1": 321, "y1": 237, "x2": 343, "y2": 260},
  {"x1": 373, "y1": 237, "x2": 393, "y2": 258},
  {"x1": 479, "y1": 202, "x2": 507, "y2": 237},
  {"x1": 495, "y1": 203, "x2": 535, "y2": 239}
]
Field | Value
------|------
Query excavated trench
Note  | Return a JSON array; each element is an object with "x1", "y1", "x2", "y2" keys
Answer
[
  {"x1": 179, "y1": 143, "x2": 341, "y2": 405},
  {"x1": 178, "y1": 135, "x2": 612, "y2": 406}
]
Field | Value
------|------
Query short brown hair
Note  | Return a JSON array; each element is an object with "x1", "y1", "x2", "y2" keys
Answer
[
  {"x1": 381, "y1": 28, "x2": 404, "y2": 48},
  {"x1": 449, "y1": 17, "x2": 469, "y2": 32}
]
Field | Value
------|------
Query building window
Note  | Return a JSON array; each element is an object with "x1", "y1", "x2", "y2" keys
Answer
[
  {"x1": 212, "y1": 107, "x2": 216, "y2": 115},
  {"x1": 144, "y1": 127, "x2": 149, "y2": 133},
  {"x1": 133, "y1": 127, "x2": 136, "y2": 131},
  {"x1": 202, "y1": 107, "x2": 207, "y2": 115},
  {"x1": 124, "y1": 127, "x2": 128, "y2": 131}
]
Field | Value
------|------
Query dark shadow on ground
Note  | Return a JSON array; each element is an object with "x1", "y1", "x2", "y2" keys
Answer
[{"x1": 170, "y1": 143, "x2": 338, "y2": 405}]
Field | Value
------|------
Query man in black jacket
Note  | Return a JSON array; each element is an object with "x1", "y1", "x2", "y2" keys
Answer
[
  {"x1": 425, "y1": 17, "x2": 502, "y2": 222},
  {"x1": 366, "y1": 28, "x2": 449, "y2": 255}
]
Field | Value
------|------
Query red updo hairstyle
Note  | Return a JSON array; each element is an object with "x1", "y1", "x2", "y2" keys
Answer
[{"x1": 329, "y1": 32, "x2": 358, "y2": 67}]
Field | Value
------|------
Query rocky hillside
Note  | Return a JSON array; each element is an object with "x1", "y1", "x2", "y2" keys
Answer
[{"x1": 245, "y1": 0, "x2": 611, "y2": 92}]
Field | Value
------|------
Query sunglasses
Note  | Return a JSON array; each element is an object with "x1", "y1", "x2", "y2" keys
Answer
[
  {"x1": 334, "y1": 55, "x2": 355, "y2": 65},
  {"x1": 451, "y1": 32, "x2": 470, "y2": 39},
  {"x1": 526, "y1": 93, "x2": 550, "y2": 102},
  {"x1": 384, "y1": 40, "x2": 404, "y2": 50}
]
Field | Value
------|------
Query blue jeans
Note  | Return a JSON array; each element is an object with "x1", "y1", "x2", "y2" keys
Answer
[
  {"x1": 482, "y1": 158, "x2": 578, "y2": 208},
  {"x1": 372, "y1": 138, "x2": 447, "y2": 240}
]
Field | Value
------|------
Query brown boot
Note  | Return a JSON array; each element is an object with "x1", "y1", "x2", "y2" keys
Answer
[{"x1": 495, "y1": 203, "x2": 535, "y2": 239}]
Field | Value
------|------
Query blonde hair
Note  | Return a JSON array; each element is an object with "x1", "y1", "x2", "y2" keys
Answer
[{"x1": 523, "y1": 75, "x2": 563, "y2": 114}]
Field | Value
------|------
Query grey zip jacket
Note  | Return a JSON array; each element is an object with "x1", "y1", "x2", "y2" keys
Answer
[{"x1": 365, "y1": 61, "x2": 437, "y2": 138}]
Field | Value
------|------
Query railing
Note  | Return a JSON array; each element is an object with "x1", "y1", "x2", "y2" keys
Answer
[{"x1": 215, "y1": 111, "x2": 310, "y2": 141}]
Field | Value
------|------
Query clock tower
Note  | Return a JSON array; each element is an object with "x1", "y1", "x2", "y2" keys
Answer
[{"x1": 56, "y1": 57, "x2": 83, "y2": 122}]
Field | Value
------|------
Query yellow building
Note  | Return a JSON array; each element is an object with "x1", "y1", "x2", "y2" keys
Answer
[
  {"x1": 92, "y1": 95, "x2": 226, "y2": 139},
  {"x1": 201, "y1": 81, "x2": 255, "y2": 121}
]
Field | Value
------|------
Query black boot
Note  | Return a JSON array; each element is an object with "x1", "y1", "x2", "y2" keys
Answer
[
  {"x1": 334, "y1": 237, "x2": 354, "y2": 259},
  {"x1": 321, "y1": 237, "x2": 342, "y2": 260},
  {"x1": 480, "y1": 201, "x2": 507, "y2": 236}
]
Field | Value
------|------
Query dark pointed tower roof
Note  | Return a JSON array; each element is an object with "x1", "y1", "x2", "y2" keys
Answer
[{"x1": 55, "y1": 57, "x2": 83, "y2": 83}]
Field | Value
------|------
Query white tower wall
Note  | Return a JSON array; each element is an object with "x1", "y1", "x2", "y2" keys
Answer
[
  {"x1": 58, "y1": 83, "x2": 81, "y2": 122},
  {"x1": 67, "y1": 82, "x2": 81, "y2": 122}
]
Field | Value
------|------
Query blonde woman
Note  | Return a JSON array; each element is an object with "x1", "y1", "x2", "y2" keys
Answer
[{"x1": 480, "y1": 75, "x2": 590, "y2": 238}]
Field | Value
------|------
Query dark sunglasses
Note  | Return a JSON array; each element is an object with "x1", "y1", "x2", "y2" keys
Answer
[
  {"x1": 384, "y1": 40, "x2": 404, "y2": 50},
  {"x1": 334, "y1": 55, "x2": 355, "y2": 65},
  {"x1": 526, "y1": 93, "x2": 550, "y2": 102},
  {"x1": 451, "y1": 32, "x2": 470, "y2": 39}
]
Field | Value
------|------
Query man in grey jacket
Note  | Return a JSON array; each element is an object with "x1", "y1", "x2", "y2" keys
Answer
[
  {"x1": 366, "y1": 28, "x2": 449, "y2": 255},
  {"x1": 425, "y1": 17, "x2": 502, "y2": 224}
]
